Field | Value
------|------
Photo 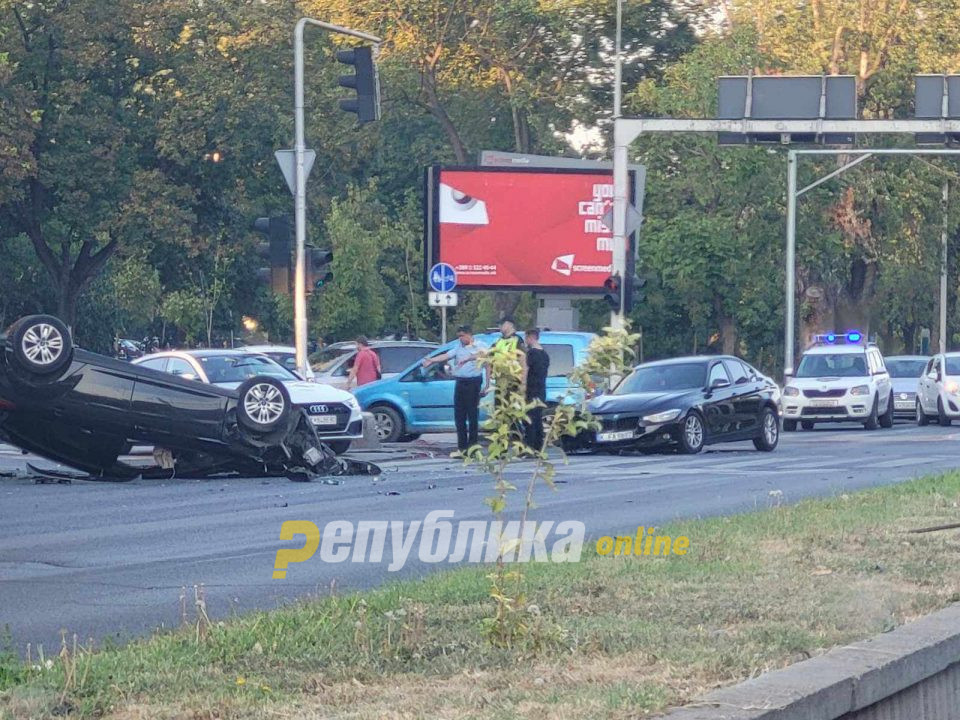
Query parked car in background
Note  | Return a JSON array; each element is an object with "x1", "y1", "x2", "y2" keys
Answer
[
  {"x1": 133, "y1": 350, "x2": 362, "y2": 453},
  {"x1": 353, "y1": 331, "x2": 596, "y2": 442},
  {"x1": 114, "y1": 338, "x2": 144, "y2": 361},
  {"x1": 567, "y1": 355, "x2": 780, "y2": 454},
  {"x1": 884, "y1": 355, "x2": 928, "y2": 419},
  {"x1": 916, "y1": 352, "x2": 960, "y2": 426},
  {"x1": 311, "y1": 341, "x2": 438, "y2": 390},
  {"x1": 242, "y1": 345, "x2": 315, "y2": 381}
]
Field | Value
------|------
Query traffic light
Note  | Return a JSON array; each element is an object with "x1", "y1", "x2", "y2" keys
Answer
[
  {"x1": 307, "y1": 247, "x2": 334, "y2": 292},
  {"x1": 602, "y1": 274, "x2": 622, "y2": 312},
  {"x1": 336, "y1": 45, "x2": 380, "y2": 124},
  {"x1": 253, "y1": 215, "x2": 292, "y2": 295},
  {"x1": 622, "y1": 251, "x2": 647, "y2": 314}
]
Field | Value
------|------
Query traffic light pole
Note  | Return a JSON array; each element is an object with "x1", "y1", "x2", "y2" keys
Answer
[{"x1": 293, "y1": 18, "x2": 381, "y2": 376}]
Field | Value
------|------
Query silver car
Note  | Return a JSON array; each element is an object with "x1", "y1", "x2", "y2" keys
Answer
[
  {"x1": 885, "y1": 355, "x2": 927, "y2": 419},
  {"x1": 311, "y1": 341, "x2": 438, "y2": 390}
]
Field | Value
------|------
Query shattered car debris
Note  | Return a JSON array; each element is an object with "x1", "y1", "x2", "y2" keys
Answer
[{"x1": 0, "y1": 315, "x2": 380, "y2": 480}]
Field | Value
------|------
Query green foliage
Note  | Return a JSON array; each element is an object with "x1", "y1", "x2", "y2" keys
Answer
[
  {"x1": 465, "y1": 325, "x2": 638, "y2": 647},
  {"x1": 314, "y1": 184, "x2": 388, "y2": 340}
]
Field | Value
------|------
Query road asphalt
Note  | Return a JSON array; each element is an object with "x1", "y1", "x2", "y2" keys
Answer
[{"x1": 1, "y1": 422, "x2": 958, "y2": 653}]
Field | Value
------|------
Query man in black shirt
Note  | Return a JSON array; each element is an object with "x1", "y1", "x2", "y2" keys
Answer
[{"x1": 524, "y1": 328, "x2": 550, "y2": 451}]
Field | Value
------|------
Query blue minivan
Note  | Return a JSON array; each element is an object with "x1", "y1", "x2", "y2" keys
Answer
[{"x1": 353, "y1": 331, "x2": 596, "y2": 442}]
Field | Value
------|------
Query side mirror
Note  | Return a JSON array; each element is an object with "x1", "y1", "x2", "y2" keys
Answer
[
  {"x1": 710, "y1": 377, "x2": 730, "y2": 390},
  {"x1": 178, "y1": 372, "x2": 197, "y2": 382},
  {"x1": 928, "y1": 371, "x2": 938, "y2": 381}
]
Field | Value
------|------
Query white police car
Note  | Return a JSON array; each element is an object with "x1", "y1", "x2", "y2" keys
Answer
[{"x1": 781, "y1": 332, "x2": 894, "y2": 431}]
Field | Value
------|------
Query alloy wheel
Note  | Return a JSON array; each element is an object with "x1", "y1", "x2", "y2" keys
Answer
[
  {"x1": 374, "y1": 411, "x2": 394, "y2": 440},
  {"x1": 243, "y1": 383, "x2": 285, "y2": 424},
  {"x1": 684, "y1": 415, "x2": 703, "y2": 449},
  {"x1": 763, "y1": 412, "x2": 778, "y2": 445},
  {"x1": 21, "y1": 323, "x2": 64, "y2": 366}
]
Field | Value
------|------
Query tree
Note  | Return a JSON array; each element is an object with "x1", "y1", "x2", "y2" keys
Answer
[{"x1": 314, "y1": 184, "x2": 388, "y2": 340}]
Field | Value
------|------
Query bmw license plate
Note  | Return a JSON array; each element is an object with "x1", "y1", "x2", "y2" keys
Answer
[
  {"x1": 809, "y1": 399, "x2": 838, "y2": 407},
  {"x1": 310, "y1": 415, "x2": 338, "y2": 426},
  {"x1": 597, "y1": 430, "x2": 635, "y2": 443}
]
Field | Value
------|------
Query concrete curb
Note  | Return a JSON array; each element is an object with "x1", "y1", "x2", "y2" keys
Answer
[{"x1": 660, "y1": 603, "x2": 960, "y2": 719}]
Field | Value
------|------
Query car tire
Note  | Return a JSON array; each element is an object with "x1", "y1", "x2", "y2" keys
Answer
[
  {"x1": 938, "y1": 397, "x2": 952, "y2": 427},
  {"x1": 398, "y1": 433, "x2": 421, "y2": 443},
  {"x1": 325, "y1": 440, "x2": 351, "y2": 455},
  {"x1": 371, "y1": 405, "x2": 404, "y2": 443},
  {"x1": 678, "y1": 412, "x2": 705, "y2": 454},
  {"x1": 863, "y1": 396, "x2": 880, "y2": 430},
  {"x1": 236, "y1": 376, "x2": 291, "y2": 435},
  {"x1": 783, "y1": 419, "x2": 797, "y2": 432},
  {"x1": 879, "y1": 392, "x2": 894, "y2": 428},
  {"x1": 752, "y1": 407, "x2": 780, "y2": 452},
  {"x1": 9, "y1": 315, "x2": 73, "y2": 377},
  {"x1": 801, "y1": 420, "x2": 815, "y2": 431},
  {"x1": 917, "y1": 400, "x2": 930, "y2": 426}
]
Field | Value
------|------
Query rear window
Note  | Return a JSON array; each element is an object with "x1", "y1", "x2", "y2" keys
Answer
[{"x1": 542, "y1": 344, "x2": 575, "y2": 377}]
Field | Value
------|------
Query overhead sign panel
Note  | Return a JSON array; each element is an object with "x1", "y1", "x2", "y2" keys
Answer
[
  {"x1": 717, "y1": 75, "x2": 857, "y2": 145},
  {"x1": 424, "y1": 167, "x2": 639, "y2": 293},
  {"x1": 914, "y1": 75, "x2": 960, "y2": 144}
]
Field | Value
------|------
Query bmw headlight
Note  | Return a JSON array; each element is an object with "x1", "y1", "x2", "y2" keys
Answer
[
  {"x1": 783, "y1": 386, "x2": 799, "y2": 397},
  {"x1": 850, "y1": 385, "x2": 870, "y2": 396},
  {"x1": 643, "y1": 409, "x2": 682, "y2": 424}
]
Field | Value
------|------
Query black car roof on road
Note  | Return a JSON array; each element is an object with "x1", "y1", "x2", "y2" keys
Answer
[{"x1": 634, "y1": 355, "x2": 739, "y2": 369}]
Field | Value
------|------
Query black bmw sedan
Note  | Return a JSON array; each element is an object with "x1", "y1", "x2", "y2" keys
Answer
[{"x1": 572, "y1": 355, "x2": 780, "y2": 454}]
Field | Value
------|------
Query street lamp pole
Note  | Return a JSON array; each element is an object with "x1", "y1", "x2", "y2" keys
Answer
[
  {"x1": 611, "y1": 0, "x2": 627, "y2": 330},
  {"x1": 292, "y1": 18, "x2": 381, "y2": 377}
]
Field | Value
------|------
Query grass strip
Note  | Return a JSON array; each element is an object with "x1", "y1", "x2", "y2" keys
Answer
[{"x1": 4, "y1": 472, "x2": 960, "y2": 719}]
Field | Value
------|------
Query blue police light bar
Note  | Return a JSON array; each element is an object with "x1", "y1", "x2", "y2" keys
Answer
[{"x1": 811, "y1": 331, "x2": 865, "y2": 346}]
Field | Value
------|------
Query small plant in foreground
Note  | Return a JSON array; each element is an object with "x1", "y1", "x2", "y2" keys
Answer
[{"x1": 466, "y1": 325, "x2": 639, "y2": 647}]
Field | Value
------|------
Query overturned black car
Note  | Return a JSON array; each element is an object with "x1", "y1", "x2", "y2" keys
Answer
[
  {"x1": 0, "y1": 315, "x2": 378, "y2": 480},
  {"x1": 565, "y1": 355, "x2": 781, "y2": 454}
]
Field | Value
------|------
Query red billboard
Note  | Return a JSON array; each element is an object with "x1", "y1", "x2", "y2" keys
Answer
[{"x1": 425, "y1": 166, "x2": 636, "y2": 293}]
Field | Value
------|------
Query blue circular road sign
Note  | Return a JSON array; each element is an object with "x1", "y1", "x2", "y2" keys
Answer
[{"x1": 429, "y1": 263, "x2": 457, "y2": 292}]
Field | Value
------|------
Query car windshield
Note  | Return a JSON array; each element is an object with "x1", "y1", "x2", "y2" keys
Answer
[
  {"x1": 199, "y1": 355, "x2": 297, "y2": 384},
  {"x1": 886, "y1": 359, "x2": 927, "y2": 378},
  {"x1": 795, "y1": 352, "x2": 868, "y2": 378},
  {"x1": 614, "y1": 363, "x2": 706, "y2": 394},
  {"x1": 946, "y1": 358, "x2": 960, "y2": 375},
  {"x1": 311, "y1": 347, "x2": 353, "y2": 372}
]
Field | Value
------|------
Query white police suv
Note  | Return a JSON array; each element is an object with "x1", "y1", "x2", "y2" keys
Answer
[{"x1": 781, "y1": 332, "x2": 894, "y2": 431}]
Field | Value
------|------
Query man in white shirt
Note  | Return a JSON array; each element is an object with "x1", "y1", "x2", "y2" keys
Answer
[{"x1": 423, "y1": 325, "x2": 487, "y2": 456}]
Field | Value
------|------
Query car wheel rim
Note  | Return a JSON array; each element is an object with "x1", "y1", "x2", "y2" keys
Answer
[
  {"x1": 21, "y1": 323, "x2": 64, "y2": 366},
  {"x1": 244, "y1": 383, "x2": 284, "y2": 424},
  {"x1": 684, "y1": 415, "x2": 703, "y2": 448},
  {"x1": 763, "y1": 413, "x2": 778, "y2": 444},
  {"x1": 374, "y1": 412, "x2": 394, "y2": 440}
]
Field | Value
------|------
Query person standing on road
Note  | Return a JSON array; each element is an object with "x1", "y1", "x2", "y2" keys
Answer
[
  {"x1": 524, "y1": 328, "x2": 550, "y2": 451},
  {"x1": 422, "y1": 325, "x2": 487, "y2": 457},
  {"x1": 491, "y1": 317, "x2": 527, "y2": 428},
  {"x1": 348, "y1": 336, "x2": 381, "y2": 388}
]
